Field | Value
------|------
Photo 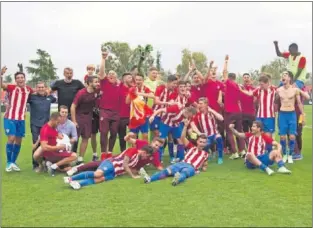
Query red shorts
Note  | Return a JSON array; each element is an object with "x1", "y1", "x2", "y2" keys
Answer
[
  {"x1": 77, "y1": 115, "x2": 93, "y2": 138},
  {"x1": 43, "y1": 151, "x2": 72, "y2": 163}
]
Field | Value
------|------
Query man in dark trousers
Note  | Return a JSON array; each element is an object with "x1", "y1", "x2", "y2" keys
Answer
[{"x1": 28, "y1": 81, "x2": 56, "y2": 171}]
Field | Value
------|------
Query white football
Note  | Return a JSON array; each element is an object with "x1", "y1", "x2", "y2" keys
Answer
[{"x1": 56, "y1": 134, "x2": 72, "y2": 153}]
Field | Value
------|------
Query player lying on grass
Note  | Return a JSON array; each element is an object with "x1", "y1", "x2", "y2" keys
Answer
[
  {"x1": 64, "y1": 145, "x2": 155, "y2": 190},
  {"x1": 65, "y1": 133, "x2": 164, "y2": 176},
  {"x1": 139, "y1": 119, "x2": 208, "y2": 186},
  {"x1": 229, "y1": 121, "x2": 291, "y2": 175}
]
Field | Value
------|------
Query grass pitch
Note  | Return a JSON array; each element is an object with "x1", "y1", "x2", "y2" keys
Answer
[{"x1": 1, "y1": 107, "x2": 312, "y2": 227}]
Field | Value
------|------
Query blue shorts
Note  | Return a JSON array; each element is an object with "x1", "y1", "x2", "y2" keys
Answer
[
  {"x1": 159, "y1": 122, "x2": 183, "y2": 139},
  {"x1": 279, "y1": 80, "x2": 304, "y2": 90},
  {"x1": 130, "y1": 118, "x2": 149, "y2": 134},
  {"x1": 167, "y1": 162, "x2": 195, "y2": 177},
  {"x1": 3, "y1": 118, "x2": 25, "y2": 137},
  {"x1": 97, "y1": 160, "x2": 115, "y2": 181},
  {"x1": 256, "y1": 117, "x2": 275, "y2": 134},
  {"x1": 245, "y1": 153, "x2": 274, "y2": 169},
  {"x1": 150, "y1": 116, "x2": 161, "y2": 131},
  {"x1": 203, "y1": 134, "x2": 217, "y2": 152},
  {"x1": 278, "y1": 111, "x2": 297, "y2": 136}
]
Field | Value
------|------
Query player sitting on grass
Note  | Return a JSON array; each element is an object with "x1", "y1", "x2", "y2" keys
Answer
[
  {"x1": 229, "y1": 121, "x2": 291, "y2": 175},
  {"x1": 139, "y1": 119, "x2": 208, "y2": 186},
  {"x1": 64, "y1": 145, "x2": 154, "y2": 190},
  {"x1": 65, "y1": 133, "x2": 164, "y2": 176}
]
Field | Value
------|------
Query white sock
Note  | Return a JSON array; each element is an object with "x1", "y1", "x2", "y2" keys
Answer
[
  {"x1": 51, "y1": 164, "x2": 58, "y2": 169},
  {"x1": 78, "y1": 156, "x2": 83, "y2": 162}
]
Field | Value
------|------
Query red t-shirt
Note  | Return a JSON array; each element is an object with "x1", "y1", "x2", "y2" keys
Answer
[
  {"x1": 202, "y1": 80, "x2": 224, "y2": 112},
  {"x1": 137, "y1": 86, "x2": 152, "y2": 103},
  {"x1": 40, "y1": 123, "x2": 58, "y2": 153},
  {"x1": 190, "y1": 84, "x2": 203, "y2": 102},
  {"x1": 224, "y1": 79, "x2": 241, "y2": 113},
  {"x1": 240, "y1": 84, "x2": 255, "y2": 115},
  {"x1": 119, "y1": 83, "x2": 131, "y2": 118},
  {"x1": 72, "y1": 88, "x2": 98, "y2": 116},
  {"x1": 99, "y1": 78, "x2": 120, "y2": 111}
]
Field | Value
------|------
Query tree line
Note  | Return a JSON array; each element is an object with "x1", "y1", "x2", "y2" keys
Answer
[{"x1": 3, "y1": 42, "x2": 312, "y2": 87}]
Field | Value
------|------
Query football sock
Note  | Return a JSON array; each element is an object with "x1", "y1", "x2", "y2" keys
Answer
[
  {"x1": 79, "y1": 178, "x2": 95, "y2": 187},
  {"x1": 159, "y1": 146, "x2": 164, "y2": 162},
  {"x1": 277, "y1": 160, "x2": 285, "y2": 168},
  {"x1": 51, "y1": 164, "x2": 59, "y2": 169},
  {"x1": 177, "y1": 144, "x2": 185, "y2": 161},
  {"x1": 288, "y1": 139, "x2": 295, "y2": 156},
  {"x1": 150, "y1": 169, "x2": 169, "y2": 182},
  {"x1": 72, "y1": 171, "x2": 95, "y2": 180},
  {"x1": 216, "y1": 137, "x2": 224, "y2": 159},
  {"x1": 12, "y1": 144, "x2": 21, "y2": 163},
  {"x1": 259, "y1": 163, "x2": 267, "y2": 172},
  {"x1": 6, "y1": 143, "x2": 14, "y2": 163},
  {"x1": 266, "y1": 144, "x2": 273, "y2": 153},
  {"x1": 168, "y1": 142, "x2": 174, "y2": 159},
  {"x1": 280, "y1": 139, "x2": 287, "y2": 155}
]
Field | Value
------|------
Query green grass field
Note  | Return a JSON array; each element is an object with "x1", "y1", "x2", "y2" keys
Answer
[{"x1": 1, "y1": 107, "x2": 312, "y2": 227}]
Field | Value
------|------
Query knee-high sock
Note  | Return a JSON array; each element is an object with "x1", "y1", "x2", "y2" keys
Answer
[
  {"x1": 277, "y1": 160, "x2": 285, "y2": 168},
  {"x1": 79, "y1": 178, "x2": 95, "y2": 187},
  {"x1": 159, "y1": 146, "x2": 164, "y2": 162},
  {"x1": 72, "y1": 171, "x2": 95, "y2": 181},
  {"x1": 6, "y1": 143, "x2": 14, "y2": 163},
  {"x1": 259, "y1": 163, "x2": 267, "y2": 172},
  {"x1": 150, "y1": 169, "x2": 169, "y2": 182},
  {"x1": 12, "y1": 144, "x2": 21, "y2": 163},
  {"x1": 280, "y1": 139, "x2": 287, "y2": 155},
  {"x1": 216, "y1": 137, "x2": 224, "y2": 159},
  {"x1": 168, "y1": 142, "x2": 174, "y2": 159},
  {"x1": 288, "y1": 139, "x2": 296, "y2": 156},
  {"x1": 177, "y1": 144, "x2": 185, "y2": 161}
]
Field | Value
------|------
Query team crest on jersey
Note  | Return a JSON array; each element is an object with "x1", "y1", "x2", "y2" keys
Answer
[
  {"x1": 217, "y1": 86, "x2": 220, "y2": 89},
  {"x1": 6, "y1": 129, "x2": 10, "y2": 133},
  {"x1": 100, "y1": 117, "x2": 104, "y2": 121},
  {"x1": 102, "y1": 167, "x2": 107, "y2": 171},
  {"x1": 46, "y1": 98, "x2": 50, "y2": 101}
]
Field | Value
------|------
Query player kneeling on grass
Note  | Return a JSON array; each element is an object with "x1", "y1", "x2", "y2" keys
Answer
[
  {"x1": 64, "y1": 145, "x2": 154, "y2": 190},
  {"x1": 140, "y1": 119, "x2": 208, "y2": 186},
  {"x1": 229, "y1": 121, "x2": 291, "y2": 175},
  {"x1": 33, "y1": 112, "x2": 77, "y2": 176}
]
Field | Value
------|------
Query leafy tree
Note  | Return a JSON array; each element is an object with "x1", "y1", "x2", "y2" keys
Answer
[
  {"x1": 176, "y1": 49, "x2": 208, "y2": 76},
  {"x1": 3, "y1": 74, "x2": 12, "y2": 83},
  {"x1": 26, "y1": 49, "x2": 58, "y2": 86},
  {"x1": 101, "y1": 42, "x2": 154, "y2": 77},
  {"x1": 17, "y1": 63, "x2": 23, "y2": 72},
  {"x1": 260, "y1": 58, "x2": 288, "y2": 85}
]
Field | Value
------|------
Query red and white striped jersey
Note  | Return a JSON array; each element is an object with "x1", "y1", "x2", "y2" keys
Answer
[
  {"x1": 152, "y1": 85, "x2": 174, "y2": 113},
  {"x1": 183, "y1": 147, "x2": 209, "y2": 170},
  {"x1": 110, "y1": 148, "x2": 139, "y2": 176},
  {"x1": 253, "y1": 87, "x2": 276, "y2": 118},
  {"x1": 192, "y1": 111, "x2": 218, "y2": 136},
  {"x1": 4, "y1": 85, "x2": 33, "y2": 120},
  {"x1": 162, "y1": 93, "x2": 188, "y2": 127},
  {"x1": 245, "y1": 133, "x2": 273, "y2": 156}
]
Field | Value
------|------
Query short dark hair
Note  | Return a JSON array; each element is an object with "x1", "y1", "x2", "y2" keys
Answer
[
  {"x1": 228, "y1": 73, "x2": 236, "y2": 80},
  {"x1": 185, "y1": 106, "x2": 197, "y2": 115},
  {"x1": 59, "y1": 105, "x2": 68, "y2": 111},
  {"x1": 136, "y1": 73, "x2": 144, "y2": 78},
  {"x1": 140, "y1": 145, "x2": 154, "y2": 155},
  {"x1": 178, "y1": 80, "x2": 186, "y2": 86},
  {"x1": 86, "y1": 76, "x2": 98, "y2": 85},
  {"x1": 122, "y1": 72, "x2": 132, "y2": 79},
  {"x1": 289, "y1": 43, "x2": 298, "y2": 49},
  {"x1": 50, "y1": 112, "x2": 61, "y2": 120},
  {"x1": 14, "y1": 72, "x2": 25, "y2": 80},
  {"x1": 243, "y1": 73, "x2": 250, "y2": 77},
  {"x1": 287, "y1": 71, "x2": 294, "y2": 82},
  {"x1": 167, "y1": 75, "x2": 178, "y2": 83},
  {"x1": 197, "y1": 134, "x2": 208, "y2": 141},
  {"x1": 258, "y1": 75, "x2": 269, "y2": 83},
  {"x1": 185, "y1": 80, "x2": 191, "y2": 85}
]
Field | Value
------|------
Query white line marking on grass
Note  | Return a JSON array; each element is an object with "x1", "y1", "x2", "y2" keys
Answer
[{"x1": 304, "y1": 125, "x2": 312, "y2": 129}]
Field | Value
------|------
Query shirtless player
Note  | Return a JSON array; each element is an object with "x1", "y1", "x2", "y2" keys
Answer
[{"x1": 276, "y1": 71, "x2": 304, "y2": 164}]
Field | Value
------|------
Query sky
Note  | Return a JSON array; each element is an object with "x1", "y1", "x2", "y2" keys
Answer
[{"x1": 1, "y1": 2, "x2": 312, "y2": 81}]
